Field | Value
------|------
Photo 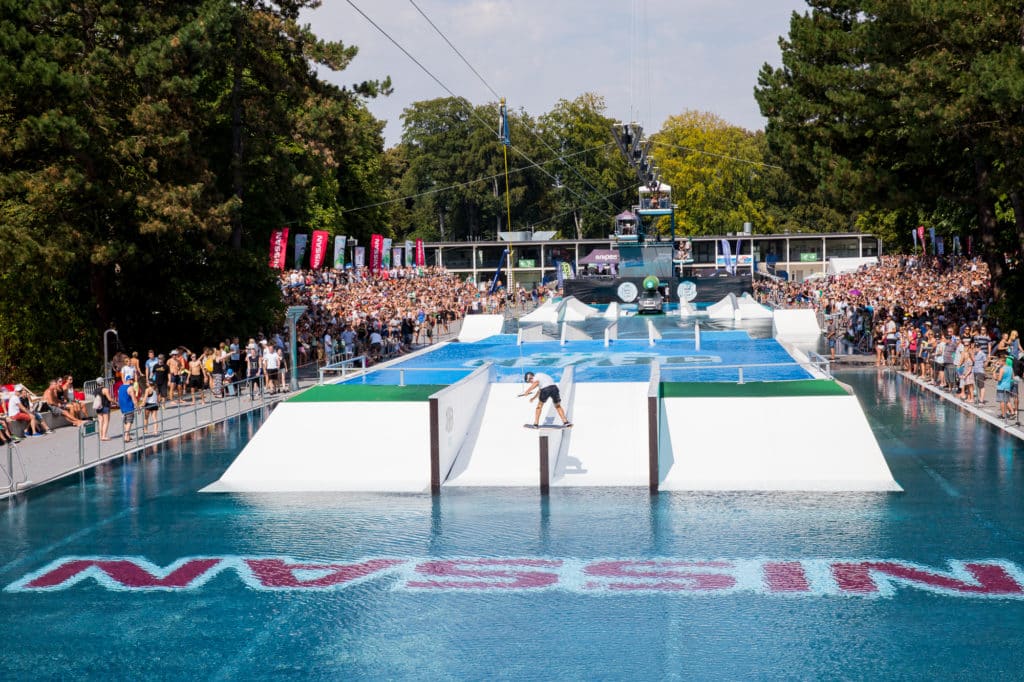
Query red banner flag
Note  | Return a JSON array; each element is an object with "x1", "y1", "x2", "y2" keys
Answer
[
  {"x1": 415, "y1": 239, "x2": 425, "y2": 267},
  {"x1": 269, "y1": 228, "x2": 289, "y2": 270},
  {"x1": 370, "y1": 234, "x2": 384, "y2": 272},
  {"x1": 310, "y1": 230, "x2": 329, "y2": 269}
]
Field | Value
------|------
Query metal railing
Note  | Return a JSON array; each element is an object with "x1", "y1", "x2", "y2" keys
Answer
[
  {"x1": 319, "y1": 356, "x2": 368, "y2": 384},
  {"x1": 349, "y1": 366, "x2": 475, "y2": 387},
  {"x1": 655, "y1": 357, "x2": 833, "y2": 384},
  {"x1": 74, "y1": 374, "x2": 292, "y2": 473}
]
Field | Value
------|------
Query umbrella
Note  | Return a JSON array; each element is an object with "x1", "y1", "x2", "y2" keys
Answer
[{"x1": 849, "y1": 289, "x2": 862, "y2": 296}]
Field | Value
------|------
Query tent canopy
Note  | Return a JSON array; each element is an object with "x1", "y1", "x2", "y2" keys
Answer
[{"x1": 579, "y1": 249, "x2": 620, "y2": 265}]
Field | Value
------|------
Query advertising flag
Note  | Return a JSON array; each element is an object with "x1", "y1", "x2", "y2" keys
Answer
[
  {"x1": 268, "y1": 228, "x2": 289, "y2": 270},
  {"x1": 294, "y1": 234, "x2": 308, "y2": 268},
  {"x1": 953, "y1": 235, "x2": 961, "y2": 255},
  {"x1": 415, "y1": 239, "x2": 425, "y2": 266},
  {"x1": 917, "y1": 225, "x2": 926, "y2": 252},
  {"x1": 720, "y1": 239, "x2": 734, "y2": 275},
  {"x1": 392, "y1": 247, "x2": 403, "y2": 268},
  {"x1": 369, "y1": 234, "x2": 383, "y2": 272},
  {"x1": 382, "y1": 238, "x2": 393, "y2": 268},
  {"x1": 911, "y1": 229, "x2": 918, "y2": 249},
  {"x1": 405, "y1": 240, "x2": 414, "y2": 267},
  {"x1": 310, "y1": 230, "x2": 329, "y2": 269},
  {"x1": 936, "y1": 236, "x2": 945, "y2": 256},
  {"x1": 333, "y1": 236, "x2": 347, "y2": 269},
  {"x1": 928, "y1": 228, "x2": 936, "y2": 254},
  {"x1": 354, "y1": 246, "x2": 366, "y2": 269}
]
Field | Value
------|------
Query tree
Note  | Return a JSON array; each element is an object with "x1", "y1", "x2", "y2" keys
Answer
[
  {"x1": 0, "y1": 0, "x2": 389, "y2": 384},
  {"x1": 756, "y1": 1, "x2": 1024, "y2": 300},
  {"x1": 651, "y1": 111, "x2": 777, "y2": 236}
]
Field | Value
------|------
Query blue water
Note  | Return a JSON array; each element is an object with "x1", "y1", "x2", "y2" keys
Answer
[
  {"x1": 350, "y1": 333, "x2": 811, "y2": 385},
  {"x1": 2, "y1": 371, "x2": 1024, "y2": 679}
]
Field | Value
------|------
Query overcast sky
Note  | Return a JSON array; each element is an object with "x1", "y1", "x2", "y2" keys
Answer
[{"x1": 304, "y1": 0, "x2": 808, "y2": 148}]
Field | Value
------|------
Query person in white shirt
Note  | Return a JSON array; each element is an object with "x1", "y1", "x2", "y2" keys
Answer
[
  {"x1": 262, "y1": 344, "x2": 281, "y2": 393},
  {"x1": 518, "y1": 372, "x2": 572, "y2": 428}
]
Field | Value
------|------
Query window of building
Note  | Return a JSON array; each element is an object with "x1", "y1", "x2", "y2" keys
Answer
[
  {"x1": 442, "y1": 246, "x2": 473, "y2": 269},
  {"x1": 790, "y1": 238, "x2": 824, "y2": 262},
  {"x1": 825, "y1": 237, "x2": 860, "y2": 259}
]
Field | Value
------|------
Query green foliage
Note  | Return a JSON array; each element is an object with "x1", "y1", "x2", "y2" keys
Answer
[
  {"x1": 0, "y1": 0, "x2": 387, "y2": 385},
  {"x1": 756, "y1": 1, "x2": 1024, "y2": 301}
]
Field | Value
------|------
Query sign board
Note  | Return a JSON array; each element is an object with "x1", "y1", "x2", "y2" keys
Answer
[
  {"x1": 677, "y1": 280, "x2": 697, "y2": 302},
  {"x1": 799, "y1": 253, "x2": 819, "y2": 262}
]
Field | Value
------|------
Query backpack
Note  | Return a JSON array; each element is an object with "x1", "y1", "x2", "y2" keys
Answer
[{"x1": 92, "y1": 389, "x2": 103, "y2": 410}]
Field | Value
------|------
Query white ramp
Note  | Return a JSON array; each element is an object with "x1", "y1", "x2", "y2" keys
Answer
[
  {"x1": 202, "y1": 402, "x2": 430, "y2": 492},
  {"x1": 659, "y1": 395, "x2": 901, "y2": 491},
  {"x1": 553, "y1": 383, "x2": 649, "y2": 487},
  {"x1": 458, "y1": 314, "x2": 504, "y2": 342},
  {"x1": 444, "y1": 384, "x2": 544, "y2": 487},
  {"x1": 773, "y1": 308, "x2": 821, "y2": 341},
  {"x1": 736, "y1": 293, "x2": 774, "y2": 319},
  {"x1": 707, "y1": 293, "x2": 740, "y2": 321}
]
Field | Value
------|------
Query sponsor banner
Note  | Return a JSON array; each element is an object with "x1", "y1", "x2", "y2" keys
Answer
[
  {"x1": 8, "y1": 556, "x2": 1024, "y2": 598},
  {"x1": 294, "y1": 234, "x2": 308, "y2": 268},
  {"x1": 405, "y1": 240, "x2": 414, "y2": 267},
  {"x1": 369, "y1": 234, "x2": 383, "y2": 272},
  {"x1": 333, "y1": 236, "x2": 347, "y2": 269},
  {"x1": 392, "y1": 247, "x2": 403, "y2": 269},
  {"x1": 382, "y1": 238, "x2": 393, "y2": 269},
  {"x1": 268, "y1": 228, "x2": 289, "y2": 270},
  {"x1": 354, "y1": 246, "x2": 366, "y2": 269},
  {"x1": 310, "y1": 230, "x2": 329, "y2": 269},
  {"x1": 715, "y1": 254, "x2": 753, "y2": 267},
  {"x1": 415, "y1": 239, "x2": 425, "y2": 267}
]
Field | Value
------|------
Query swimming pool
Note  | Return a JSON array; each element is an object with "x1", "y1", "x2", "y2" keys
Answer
[
  {"x1": 348, "y1": 333, "x2": 814, "y2": 385},
  {"x1": 2, "y1": 371, "x2": 1023, "y2": 679}
]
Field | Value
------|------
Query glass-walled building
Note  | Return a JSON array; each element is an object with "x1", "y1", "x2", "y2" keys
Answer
[{"x1": 422, "y1": 233, "x2": 883, "y2": 288}]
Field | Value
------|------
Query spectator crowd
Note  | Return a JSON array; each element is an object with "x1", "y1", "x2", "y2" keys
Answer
[{"x1": 755, "y1": 254, "x2": 1022, "y2": 418}]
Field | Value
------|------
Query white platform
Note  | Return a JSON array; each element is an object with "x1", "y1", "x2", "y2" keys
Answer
[
  {"x1": 658, "y1": 394, "x2": 902, "y2": 491},
  {"x1": 201, "y1": 402, "x2": 431, "y2": 492},
  {"x1": 553, "y1": 383, "x2": 649, "y2": 487},
  {"x1": 457, "y1": 314, "x2": 504, "y2": 342},
  {"x1": 772, "y1": 308, "x2": 821, "y2": 341}
]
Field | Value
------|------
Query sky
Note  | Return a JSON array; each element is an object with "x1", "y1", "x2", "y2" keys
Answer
[{"x1": 303, "y1": 0, "x2": 808, "y2": 148}]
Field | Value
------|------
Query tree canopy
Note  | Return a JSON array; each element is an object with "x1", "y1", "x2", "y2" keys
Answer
[{"x1": 756, "y1": 1, "x2": 1024, "y2": 301}]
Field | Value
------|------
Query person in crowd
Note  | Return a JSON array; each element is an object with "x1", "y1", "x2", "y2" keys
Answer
[
  {"x1": 996, "y1": 356, "x2": 1015, "y2": 420},
  {"x1": 141, "y1": 380, "x2": 160, "y2": 435},
  {"x1": 118, "y1": 375, "x2": 139, "y2": 443},
  {"x1": 187, "y1": 352, "x2": 206, "y2": 404},
  {"x1": 7, "y1": 385, "x2": 49, "y2": 436},
  {"x1": 93, "y1": 377, "x2": 113, "y2": 441}
]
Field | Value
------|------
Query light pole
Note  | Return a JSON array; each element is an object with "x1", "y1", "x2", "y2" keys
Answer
[
  {"x1": 103, "y1": 328, "x2": 119, "y2": 381},
  {"x1": 286, "y1": 306, "x2": 306, "y2": 392}
]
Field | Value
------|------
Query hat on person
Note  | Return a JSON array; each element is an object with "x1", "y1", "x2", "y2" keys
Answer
[
  {"x1": 225, "y1": 369, "x2": 235, "y2": 377},
  {"x1": 170, "y1": 349, "x2": 179, "y2": 355},
  {"x1": 95, "y1": 377, "x2": 105, "y2": 386},
  {"x1": 14, "y1": 384, "x2": 25, "y2": 392}
]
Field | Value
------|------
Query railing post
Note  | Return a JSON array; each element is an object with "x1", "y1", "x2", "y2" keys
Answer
[
  {"x1": 399, "y1": 369, "x2": 405, "y2": 387},
  {"x1": 5, "y1": 443, "x2": 13, "y2": 494},
  {"x1": 738, "y1": 367, "x2": 744, "y2": 384},
  {"x1": 78, "y1": 425, "x2": 84, "y2": 467}
]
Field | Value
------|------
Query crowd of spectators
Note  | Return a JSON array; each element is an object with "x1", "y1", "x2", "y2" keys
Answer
[
  {"x1": 2, "y1": 266, "x2": 543, "y2": 442},
  {"x1": 754, "y1": 254, "x2": 1022, "y2": 417}
]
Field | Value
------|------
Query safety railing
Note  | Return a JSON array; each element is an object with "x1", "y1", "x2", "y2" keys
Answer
[
  {"x1": 655, "y1": 357, "x2": 833, "y2": 384},
  {"x1": 319, "y1": 356, "x2": 368, "y2": 384},
  {"x1": 349, "y1": 366, "x2": 475, "y2": 387}
]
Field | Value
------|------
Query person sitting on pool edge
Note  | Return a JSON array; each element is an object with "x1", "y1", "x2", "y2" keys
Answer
[{"x1": 519, "y1": 371, "x2": 572, "y2": 428}]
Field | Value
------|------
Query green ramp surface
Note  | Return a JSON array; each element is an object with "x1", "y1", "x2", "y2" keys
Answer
[
  {"x1": 660, "y1": 380, "x2": 848, "y2": 399},
  {"x1": 287, "y1": 384, "x2": 447, "y2": 403}
]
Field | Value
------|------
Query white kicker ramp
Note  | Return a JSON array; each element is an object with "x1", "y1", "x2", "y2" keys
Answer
[
  {"x1": 773, "y1": 308, "x2": 821, "y2": 341},
  {"x1": 458, "y1": 314, "x2": 505, "y2": 342},
  {"x1": 202, "y1": 402, "x2": 431, "y2": 493},
  {"x1": 658, "y1": 395, "x2": 902, "y2": 491},
  {"x1": 553, "y1": 383, "x2": 649, "y2": 487},
  {"x1": 444, "y1": 384, "x2": 547, "y2": 487}
]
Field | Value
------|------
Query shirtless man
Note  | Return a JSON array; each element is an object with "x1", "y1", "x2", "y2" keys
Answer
[{"x1": 42, "y1": 379, "x2": 88, "y2": 427}]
